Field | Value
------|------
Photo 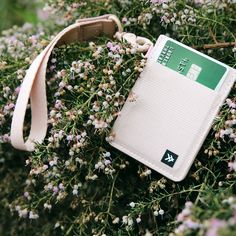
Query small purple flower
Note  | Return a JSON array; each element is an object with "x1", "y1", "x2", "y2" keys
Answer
[
  {"x1": 1, "y1": 134, "x2": 10, "y2": 143},
  {"x1": 185, "y1": 219, "x2": 200, "y2": 229},
  {"x1": 228, "y1": 161, "x2": 236, "y2": 172},
  {"x1": 185, "y1": 201, "x2": 193, "y2": 208},
  {"x1": 4, "y1": 103, "x2": 15, "y2": 113},
  {"x1": 104, "y1": 159, "x2": 111, "y2": 166},
  {"x1": 106, "y1": 42, "x2": 120, "y2": 53},
  {"x1": 59, "y1": 81, "x2": 66, "y2": 88},
  {"x1": 66, "y1": 135, "x2": 74, "y2": 141},
  {"x1": 55, "y1": 100, "x2": 62, "y2": 109},
  {"x1": 53, "y1": 186, "x2": 59, "y2": 194},
  {"x1": 59, "y1": 183, "x2": 64, "y2": 190},
  {"x1": 28, "y1": 35, "x2": 38, "y2": 45},
  {"x1": 206, "y1": 219, "x2": 226, "y2": 236},
  {"x1": 24, "y1": 192, "x2": 29, "y2": 198},
  {"x1": 8, "y1": 103, "x2": 15, "y2": 109}
]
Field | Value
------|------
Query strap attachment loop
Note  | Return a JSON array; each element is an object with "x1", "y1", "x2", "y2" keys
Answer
[{"x1": 115, "y1": 32, "x2": 153, "y2": 53}]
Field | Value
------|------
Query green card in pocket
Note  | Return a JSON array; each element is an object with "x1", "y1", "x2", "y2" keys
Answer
[{"x1": 157, "y1": 39, "x2": 228, "y2": 90}]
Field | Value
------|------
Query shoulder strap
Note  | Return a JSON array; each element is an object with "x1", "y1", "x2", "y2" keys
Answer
[{"x1": 10, "y1": 14, "x2": 123, "y2": 151}]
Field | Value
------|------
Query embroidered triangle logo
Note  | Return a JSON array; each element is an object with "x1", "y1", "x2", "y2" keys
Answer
[{"x1": 161, "y1": 150, "x2": 178, "y2": 167}]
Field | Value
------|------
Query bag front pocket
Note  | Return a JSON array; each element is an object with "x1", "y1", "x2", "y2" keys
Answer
[{"x1": 110, "y1": 62, "x2": 223, "y2": 181}]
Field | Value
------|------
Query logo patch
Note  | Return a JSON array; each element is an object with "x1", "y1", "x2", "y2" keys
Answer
[{"x1": 161, "y1": 150, "x2": 178, "y2": 167}]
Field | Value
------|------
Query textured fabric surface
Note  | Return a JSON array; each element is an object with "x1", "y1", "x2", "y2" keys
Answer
[{"x1": 110, "y1": 36, "x2": 236, "y2": 181}]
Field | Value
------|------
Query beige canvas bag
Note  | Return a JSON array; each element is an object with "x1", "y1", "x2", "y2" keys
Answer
[{"x1": 10, "y1": 15, "x2": 236, "y2": 181}]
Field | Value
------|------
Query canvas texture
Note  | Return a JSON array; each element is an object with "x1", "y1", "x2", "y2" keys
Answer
[{"x1": 110, "y1": 35, "x2": 236, "y2": 181}]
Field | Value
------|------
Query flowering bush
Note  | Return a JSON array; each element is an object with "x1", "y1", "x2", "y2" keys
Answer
[
  {"x1": 0, "y1": 0, "x2": 236, "y2": 235},
  {"x1": 0, "y1": 0, "x2": 38, "y2": 31}
]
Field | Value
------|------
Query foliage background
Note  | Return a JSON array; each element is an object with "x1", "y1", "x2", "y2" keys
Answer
[
  {"x1": 0, "y1": 0, "x2": 39, "y2": 32},
  {"x1": 0, "y1": 0, "x2": 236, "y2": 236}
]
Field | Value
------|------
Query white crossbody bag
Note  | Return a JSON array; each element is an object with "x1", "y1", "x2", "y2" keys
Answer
[{"x1": 10, "y1": 15, "x2": 236, "y2": 181}]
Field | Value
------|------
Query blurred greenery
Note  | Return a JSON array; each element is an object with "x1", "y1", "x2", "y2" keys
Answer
[{"x1": 0, "y1": 0, "x2": 38, "y2": 32}]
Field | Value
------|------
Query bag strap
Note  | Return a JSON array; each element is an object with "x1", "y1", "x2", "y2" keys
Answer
[{"x1": 10, "y1": 14, "x2": 123, "y2": 151}]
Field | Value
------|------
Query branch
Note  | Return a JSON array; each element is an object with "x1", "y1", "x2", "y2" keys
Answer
[{"x1": 192, "y1": 42, "x2": 236, "y2": 50}]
